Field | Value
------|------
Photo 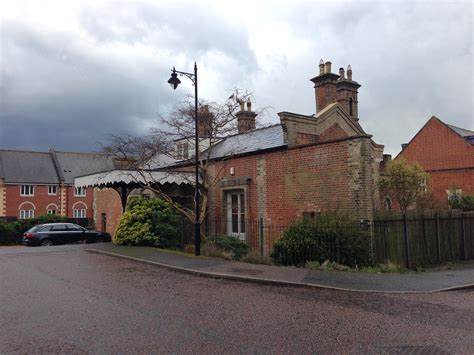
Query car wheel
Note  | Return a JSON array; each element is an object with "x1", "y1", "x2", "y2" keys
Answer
[
  {"x1": 41, "y1": 239, "x2": 53, "y2": 247},
  {"x1": 96, "y1": 236, "x2": 105, "y2": 243}
]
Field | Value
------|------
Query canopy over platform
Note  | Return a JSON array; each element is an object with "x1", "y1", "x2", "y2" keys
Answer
[{"x1": 75, "y1": 169, "x2": 192, "y2": 211}]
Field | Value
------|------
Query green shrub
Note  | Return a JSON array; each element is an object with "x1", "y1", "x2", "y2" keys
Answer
[
  {"x1": 241, "y1": 252, "x2": 273, "y2": 265},
  {"x1": 204, "y1": 235, "x2": 250, "y2": 260},
  {"x1": 361, "y1": 261, "x2": 403, "y2": 273},
  {"x1": 0, "y1": 220, "x2": 18, "y2": 245},
  {"x1": 449, "y1": 195, "x2": 474, "y2": 211},
  {"x1": 271, "y1": 214, "x2": 371, "y2": 267},
  {"x1": 114, "y1": 198, "x2": 182, "y2": 248},
  {"x1": 0, "y1": 215, "x2": 69, "y2": 245}
]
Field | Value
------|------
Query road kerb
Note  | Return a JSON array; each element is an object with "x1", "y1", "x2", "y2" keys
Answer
[{"x1": 86, "y1": 248, "x2": 474, "y2": 294}]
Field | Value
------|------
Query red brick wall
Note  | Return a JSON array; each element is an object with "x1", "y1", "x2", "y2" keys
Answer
[
  {"x1": 5, "y1": 185, "x2": 61, "y2": 218},
  {"x1": 400, "y1": 117, "x2": 474, "y2": 170},
  {"x1": 67, "y1": 186, "x2": 94, "y2": 218},
  {"x1": 398, "y1": 117, "x2": 474, "y2": 207},
  {"x1": 94, "y1": 188, "x2": 123, "y2": 237},
  {"x1": 426, "y1": 170, "x2": 474, "y2": 208},
  {"x1": 4, "y1": 184, "x2": 95, "y2": 218},
  {"x1": 210, "y1": 136, "x2": 376, "y2": 253}
]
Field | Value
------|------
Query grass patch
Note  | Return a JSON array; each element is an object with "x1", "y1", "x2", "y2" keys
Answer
[
  {"x1": 241, "y1": 252, "x2": 273, "y2": 265},
  {"x1": 360, "y1": 261, "x2": 403, "y2": 273},
  {"x1": 305, "y1": 259, "x2": 404, "y2": 273}
]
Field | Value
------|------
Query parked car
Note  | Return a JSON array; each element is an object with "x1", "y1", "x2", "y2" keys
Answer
[{"x1": 22, "y1": 223, "x2": 111, "y2": 246}]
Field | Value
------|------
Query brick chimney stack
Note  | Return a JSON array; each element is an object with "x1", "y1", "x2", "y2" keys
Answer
[
  {"x1": 198, "y1": 105, "x2": 213, "y2": 138},
  {"x1": 310, "y1": 59, "x2": 361, "y2": 121},
  {"x1": 236, "y1": 100, "x2": 257, "y2": 134}
]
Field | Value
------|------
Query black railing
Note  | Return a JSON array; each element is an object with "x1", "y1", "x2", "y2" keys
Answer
[{"x1": 222, "y1": 212, "x2": 474, "y2": 269}]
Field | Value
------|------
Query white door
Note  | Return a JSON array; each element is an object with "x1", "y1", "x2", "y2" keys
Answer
[{"x1": 226, "y1": 191, "x2": 246, "y2": 241}]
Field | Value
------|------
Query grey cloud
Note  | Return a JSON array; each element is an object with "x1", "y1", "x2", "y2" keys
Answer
[
  {"x1": 0, "y1": 21, "x2": 174, "y2": 151},
  {"x1": 0, "y1": 2, "x2": 259, "y2": 152},
  {"x1": 78, "y1": 2, "x2": 257, "y2": 68}
]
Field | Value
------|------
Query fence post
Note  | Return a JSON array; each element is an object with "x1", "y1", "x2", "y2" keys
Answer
[
  {"x1": 460, "y1": 213, "x2": 466, "y2": 261},
  {"x1": 403, "y1": 213, "x2": 410, "y2": 269},
  {"x1": 435, "y1": 212, "x2": 441, "y2": 263},
  {"x1": 384, "y1": 221, "x2": 389, "y2": 262},
  {"x1": 259, "y1": 218, "x2": 264, "y2": 257},
  {"x1": 368, "y1": 221, "x2": 375, "y2": 265}
]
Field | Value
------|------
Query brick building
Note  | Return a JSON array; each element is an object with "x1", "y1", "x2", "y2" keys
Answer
[
  {"x1": 395, "y1": 116, "x2": 474, "y2": 208},
  {"x1": 0, "y1": 149, "x2": 114, "y2": 220},
  {"x1": 203, "y1": 60, "x2": 383, "y2": 252},
  {"x1": 77, "y1": 60, "x2": 384, "y2": 252}
]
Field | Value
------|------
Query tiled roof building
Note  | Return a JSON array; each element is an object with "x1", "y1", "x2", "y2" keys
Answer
[
  {"x1": 396, "y1": 116, "x2": 474, "y2": 208},
  {"x1": 0, "y1": 149, "x2": 114, "y2": 219}
]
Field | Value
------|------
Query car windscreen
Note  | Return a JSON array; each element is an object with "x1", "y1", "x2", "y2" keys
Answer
[{"x1": 26, "y1": 225, "x2": 43, "y2": 233}]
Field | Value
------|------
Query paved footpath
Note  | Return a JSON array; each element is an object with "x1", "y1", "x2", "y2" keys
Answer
[{"x1": 89, "y1": 244, "x2": 474, "y2": 293}]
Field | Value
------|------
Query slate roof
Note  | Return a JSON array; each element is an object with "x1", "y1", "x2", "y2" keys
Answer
[
  {"x1": 0, "y1": 149, "x2": 114, "y2": 184},
  {"x1": 0, "y1": 150, "x2": 60, "y2": 184},
  {"x1": 208, "y1": 124, "x2": 286, "y2": 159},
  {"x1": 54, "y1": 151, "x2": 115, "y2": 184},
  {"x1": 447, "y1": 124, "x2": 474, "y2": 138}
]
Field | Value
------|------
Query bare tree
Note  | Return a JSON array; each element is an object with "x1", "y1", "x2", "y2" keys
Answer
[{"x1": 103, "y1": 89, "x2": 259, "y2": 234}]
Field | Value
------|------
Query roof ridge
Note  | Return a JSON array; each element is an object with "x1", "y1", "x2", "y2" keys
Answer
[
  {"x1": 54, "y1": 150, "x2": 111, "y2": 156},
  {"x1": 220, "y1": 123, "x2": 282, "y2": 140},
  {"x1": 49, "y1": 149, "x2": 65, "y2": 182},
  {"x1": 0, "y1": 149, "x2": 51, "y2": 154},
  {"x1": 447, "y1": 123, "x2": 474, "y2": 134}
]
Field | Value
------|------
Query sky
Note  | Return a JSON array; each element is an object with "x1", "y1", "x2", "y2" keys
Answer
[{"x1": 0, "y1": 0, "x2": 472, "y2": 156}]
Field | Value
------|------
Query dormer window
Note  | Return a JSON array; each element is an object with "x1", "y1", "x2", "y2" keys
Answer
[{"x1": 176, "y1": 142, "x2": 189, "y2": 160}]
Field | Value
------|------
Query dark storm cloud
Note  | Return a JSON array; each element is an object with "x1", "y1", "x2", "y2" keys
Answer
[{"x1": 0, "y1": 1, "x2": 257, "y2": 152}]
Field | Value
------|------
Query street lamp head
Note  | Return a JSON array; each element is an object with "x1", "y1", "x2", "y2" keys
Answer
[{"x1": 168, "y1": 67, "x2": 181, "y2": 90}]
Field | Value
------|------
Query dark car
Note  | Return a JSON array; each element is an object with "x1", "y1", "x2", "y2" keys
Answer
[{"x1": 22, "y1": 223, "x2": 111, "y2": 246}]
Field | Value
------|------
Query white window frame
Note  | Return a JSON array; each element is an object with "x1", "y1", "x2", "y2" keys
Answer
[
  {"x1": 419, "y1": 178, "x2": 427, "y2": 193},
  {"x1": 225, "y1": 189, "x2": 246, "y2": 241},
  {"x1": 74, "y1": 186, "x2": 86, "y2": 197},
  {"x1": 447, "y1": 189, "x2": 462, "y2": 202},
  {"x1": 20, "y1": 185, "x2": 34, "y2": 196},
  {"x1": 47, "y1": 209, "x2": 57, "y2": 215},
  {"x1": 73, "y1": 209, "x2": 86, "y2": 218},
  {"x1": 48, "y1": 185, "x2": 57, "y2": 195},
  {"x1": 20, "y1": 210, "x2": 34, "y2": 219}
]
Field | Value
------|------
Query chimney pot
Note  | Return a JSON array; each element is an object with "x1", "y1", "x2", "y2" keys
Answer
[
  {"x1": 247, "y1": 101, "x2": 252, "y2": 111},
  {"x1": 325, "y1": 61, "x2": 332, "y2": 73},
  {"x1": 347, "y1": 65, "x2": 353, "y2": 80},
  {"x1": 339, "y1": 67, "x2": 345, "y2": 79},
  {"x1": 319, "y1": 59, "x2": 325, "y2": 75}
]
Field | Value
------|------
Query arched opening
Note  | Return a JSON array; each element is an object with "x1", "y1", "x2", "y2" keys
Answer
[{"x1": 349, "y1": 97, "x2": 353, "y2": 116}]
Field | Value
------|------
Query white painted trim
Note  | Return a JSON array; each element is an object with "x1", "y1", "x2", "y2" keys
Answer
[
  {"x1": 20, "y1": 185, "x2": 34, "y2": 197},
  {"x1": 18, "y1": 201, "x2": 36, "y2": 210},
  {"x1": 47, "y1": 185, "x2": 58, "y2": 195},
  {"x1": 74, "y1": 186, "x2": 87, "y2": 197},
  {"x1": 46, "y1": 203, "x2": 59, "y2": 211},
  {"x1": 72, "y1": 201, "x2": 88, "y2": 210}
]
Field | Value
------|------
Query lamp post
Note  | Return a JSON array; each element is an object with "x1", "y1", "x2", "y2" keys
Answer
[{"x1": 167, "y1": 62, "x2": 200, "y2": 256}]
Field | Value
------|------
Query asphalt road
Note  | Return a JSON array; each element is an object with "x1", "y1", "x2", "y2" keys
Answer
[{"x1": 1, "y1": 245, "x2": 473, "y2": 354}]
